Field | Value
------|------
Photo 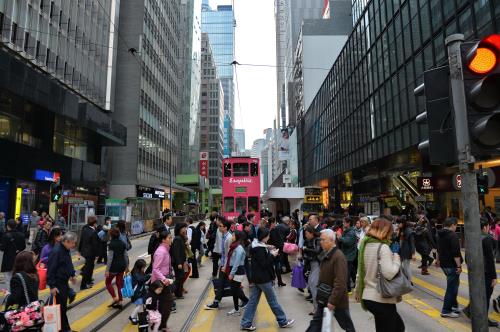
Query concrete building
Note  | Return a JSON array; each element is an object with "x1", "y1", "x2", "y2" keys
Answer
[
  {"x1": 199, "y1": 33, "x2": 224, "y2": 188},
  {"x1": 233, "y1": 129, "x2": 246, "y2": 153},
  {"x1": 0, "y1": 0, "x2": 126, "y2": 218},
  {"x1": 251, "y1": 139, "x2": 266, "y2": 159},
  {"x1": 201, "y1": 1, "x2": 235, "y2": 158},
  {"x1": 179, "y1": 0, "x2": 203, "y2": 174},
  {"x1": 294, "y1": 1, "x2": 352, "y2": 121},
  {"x1": 275, "y1": 0, "x2": 326, "y2": 129},
  {"x1": 109, "y1": 0, "x2": 182, "y2": 208}
]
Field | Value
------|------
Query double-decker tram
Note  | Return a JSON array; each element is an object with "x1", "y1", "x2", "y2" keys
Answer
[{"x1": 222, "y1": 157, "x2": 260, "y2": 222}]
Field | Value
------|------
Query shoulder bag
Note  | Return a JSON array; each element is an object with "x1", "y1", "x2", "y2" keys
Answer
[{"x1": 376, "y1": 243, "x2": 413, "y2": 298}]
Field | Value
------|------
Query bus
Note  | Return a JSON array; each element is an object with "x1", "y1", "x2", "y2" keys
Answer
[
  {"x1": 222, "y1": 157, "x2": 261, "y2": 223},
  {"x1": 301, "y1": 186, "x2": 324, "y2": 218}
]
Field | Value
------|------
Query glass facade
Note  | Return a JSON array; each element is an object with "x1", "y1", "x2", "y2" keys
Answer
[
  {"x1": 202, "y1": 3, "x2": 235, "y2": 157},
  {"x1": 0, "y1": 0, "x2": 116, "y2": 108},
  {"x1": 299, "y1": 0, "x2": 500, "y2": 186}
]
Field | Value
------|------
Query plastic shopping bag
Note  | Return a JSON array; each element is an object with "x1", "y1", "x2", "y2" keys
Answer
[
  {"x1": 37, "y1": 263, "x2": 47, "y2": 290},
  {"x1": 121, "y1": 274, "x2": 134, "y2": 298},
  {"x1": 43, "y1": 295, "x2": 61, "y2": 332},
  {"x1": 321, "y1": 307, "x2": 333, "y2": 332},
  {"x1": 291, "y1": 263, "x2": 307, "y2": 289}
]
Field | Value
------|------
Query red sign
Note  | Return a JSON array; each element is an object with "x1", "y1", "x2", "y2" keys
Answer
[{"x1": 199, "y1": 160, "x2": 208, "y2": 178}]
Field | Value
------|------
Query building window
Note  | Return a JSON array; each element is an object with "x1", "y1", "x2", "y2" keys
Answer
[{"x1": 224, "y1": 197, "x2": 234, "y2": 212}]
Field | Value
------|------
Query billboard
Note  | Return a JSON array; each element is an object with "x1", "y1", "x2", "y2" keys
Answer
[{"x1": 199, "y1": 151, "x2": 208, "y2": 178}]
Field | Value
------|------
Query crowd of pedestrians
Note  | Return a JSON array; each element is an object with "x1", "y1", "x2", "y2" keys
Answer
[{"x1": 0, "y1": 206, "x2": 499, "y2": 331}]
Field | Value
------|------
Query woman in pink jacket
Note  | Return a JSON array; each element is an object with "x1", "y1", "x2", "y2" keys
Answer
[{"x1": 152, "y1": 231, "x2": 174, "y2": 332}]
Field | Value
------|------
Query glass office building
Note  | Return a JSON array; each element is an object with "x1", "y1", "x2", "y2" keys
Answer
[
  {"x1": 298, "y1": 0, "x2": 500, "y2": 211},
  {"x1": 201, "y1": 1, "x2": 235, "y2": 157}
]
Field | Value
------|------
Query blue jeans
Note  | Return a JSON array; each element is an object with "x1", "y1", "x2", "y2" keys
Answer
[
  {"x1": 240, "y1": 282, "x2": 288, "y2": 328},
  {"x1": 441, "y1": 267, "x2": 460, "y2": 313}
]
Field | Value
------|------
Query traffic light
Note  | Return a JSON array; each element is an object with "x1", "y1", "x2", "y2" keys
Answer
[
  {"x1": 414, "y1": 66, "x2": 457, "y2": 165},
  {"x1": 476, "y1": 172, "x2": 489, "y2": 195},
  {"x1": 51, "y1": 184, "x2": 62, "y2": 202},
  {"x1": 461, "y1": 34, "x2": 500, "y2": 158}
]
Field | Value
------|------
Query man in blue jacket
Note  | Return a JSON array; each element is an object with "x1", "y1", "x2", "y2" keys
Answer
[{"x1": 48, "y1": 232, "x2": 77, "y2": 332}]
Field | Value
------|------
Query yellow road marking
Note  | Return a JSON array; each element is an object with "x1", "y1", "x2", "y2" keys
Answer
[
  {"x1": 412, "y1": 276, "x2": 500, "y2": 321},
  {"x1": 255, "y1": 289, "x2": 279, "y2": 332},
  {"x1": 38, "y1": 264, "x2": 107, "y2": 296},
  {"x1": 403, "y1": 293, "x2": 470, "y2": 332},
  {"x1": 71, "y1": 299, "x2": 116, "y2": 331},
  {"x1": 189, "y1": 287, "x2": 217, "y2": 332}
]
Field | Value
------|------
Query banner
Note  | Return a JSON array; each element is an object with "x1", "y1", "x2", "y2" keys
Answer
[{"x1": 200, "y1": 151, "x2": 209, "y2": 178}]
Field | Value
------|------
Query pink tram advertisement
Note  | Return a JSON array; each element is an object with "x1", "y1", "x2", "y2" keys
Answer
[{"x1": 222, "y1": 157, "x2": 260, "y2": 222}]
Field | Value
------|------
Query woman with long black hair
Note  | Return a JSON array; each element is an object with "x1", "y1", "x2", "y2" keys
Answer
[
  {"x1": 225, "y1": 230, "x2": 249, "y2": 316},
  {"x1": 398, "y1": 216, "x2": 416, "y2": 279}
]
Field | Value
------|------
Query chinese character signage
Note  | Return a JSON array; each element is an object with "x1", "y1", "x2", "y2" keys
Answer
[{"x1": 199, "y1": 151, "x2": 209, "y2": 178}]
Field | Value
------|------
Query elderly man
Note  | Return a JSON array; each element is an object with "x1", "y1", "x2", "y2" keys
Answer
[
  {"x1": 48, "y1": 232, "x2": 78, "y2": 332},
  {"x1": 306, "y1": 229, "x2": 356, "y2": 332}
]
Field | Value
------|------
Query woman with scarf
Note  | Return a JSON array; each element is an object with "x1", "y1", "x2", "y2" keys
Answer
[
  {"x1": 355, "y1": 217, "x2": 404, "y2": 332},
  {"x1": 225, "y1": 230, "x2": 249, "y2": 316},
  {"x1": 302, "y1": 225, "x2": 322, "y2": 315}
]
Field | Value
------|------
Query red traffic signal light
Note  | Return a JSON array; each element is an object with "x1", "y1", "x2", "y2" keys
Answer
[{"x1": 462, "y1": 34, "x2": 500, "y2": 156}]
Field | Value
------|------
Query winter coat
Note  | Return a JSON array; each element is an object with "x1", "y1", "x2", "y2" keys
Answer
[
  {"x1": 0, "y1": 230, "x2": 26, "y2": 272},
  {"x1": 399, "y1": 227, "x2": 416, "y2": 260},
  {"x1": 339, "y1": 227, "x2": 358, "y2": 262},
  {"x1": 249, "y1": 241, "x2": 276, "y2": 284},
  {"x1": 78, "y1": 225, "x2": 100, "y2": 258},
  {"x1": 171, "y1": 235, "x2": 187, "y2": 268},
  {"x1": 106, "y1": 238, "x2": 129, "y2": 274},
  {"x1": 6, "y1": 272, "x2": 39, "y2": 308},
  {"x1": 302, "y1": 237, "x2": 321, "y2": 263},
  {"x1": 32, "y1": 229, "x2": 49, "y2": 255},
  {"x1": 414, "y1": 225, "x2": 435, "y2": 256},
  {"x1": 317, "y1": 247, "x2": 349, "y2": 309}
]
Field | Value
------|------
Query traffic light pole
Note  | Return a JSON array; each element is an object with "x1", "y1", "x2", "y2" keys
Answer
[{"x1": 446, "y1": 34, "x2": 488, "y2": 332}]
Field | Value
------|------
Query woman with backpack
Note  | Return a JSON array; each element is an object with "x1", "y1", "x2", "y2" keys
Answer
[
  {"x1": 96, "y1": 217, "x2": 112, "y2": 264},
  {"x1": 129, "y1": 259, "x2": 149, "y2": 325},
  {"x1": 1, "y1": 219, "x2": 27, "y2": 285},
  {"x1": 302, "y1": 225, "x2": 322, "y2": 315}
]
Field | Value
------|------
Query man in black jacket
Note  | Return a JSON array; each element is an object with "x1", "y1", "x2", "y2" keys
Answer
[
  {"x1": 464, "y1": 219, "x2": 498, "y2": 327},
  {"x1": 48, "y1": 232, "x2": 77, "y2": 332},
  {"x1": 269, "y1": 218, "x2": 286, "y2": 286},
  {"x1": 32, "y1": 220, "x2": 52, "y2": 255},
  {"x1": 171, "y1": 223, "x2": 188, "y2": 299},
  {"x1": 78, "y1": 216, "x2": 100, "y2": 290},
  {"x1": 0, "y1": 219, "x2": 26, "y2": 285},
  {"x1": 437, "y1": 217, "x2": 463, "y2": 318}
]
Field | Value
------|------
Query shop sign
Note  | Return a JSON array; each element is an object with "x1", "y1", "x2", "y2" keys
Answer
[
  {"x1": 418, "y1": 177, "x2": 434, "y2": 191},
  {"x1": 136, "y1": 185, "x2": 165, "y2": 199},
  {"x1": 415, "y1": 195, "x2": 427, "y2": 202},
  {"x1": 65, "y1": 197, "x2": 84, "y2": 204},
  {"x1": 199, "y1": 152, "x2": 209, "y2": 178},
  {"x1": 34, "y1": 169, "x2": 60, "y2": 183},
  {"x1": 453, "y1": 174, "x2": 462, "y2": 190}
]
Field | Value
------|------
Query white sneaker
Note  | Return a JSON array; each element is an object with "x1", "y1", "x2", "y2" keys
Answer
[
  {"x1": 227, "y1": 308, "x2": 241, "y2": 316},
  {"x1": 441, "y1": 312, "x2": 460, "y2": 318}
]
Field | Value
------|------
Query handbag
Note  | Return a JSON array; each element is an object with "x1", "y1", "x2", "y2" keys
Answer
[
  {"x1": 283, "y1": 242, "x2": 298, "y2": 254},
  {"x1": 375, "y1": 243, "x2": 413, "y2": 298},
  {"x1": 42, "y1": 296, "x2": 60, "y2": 332},
  {"x1": 121, "y1": 274, "x2": 134, "y2": 298},
  {"x1": 36, "y1": 263, "x2": 47, "y2": 290},
  {"x1": 316, "y1": 282, "x2": 333, "y2": 306},
  {"x1": 291, "y1": 263, "x2": 307, "y2": 289},
  {"x1": 3, "y1": 274, "x2": 44, "y2": 332}
]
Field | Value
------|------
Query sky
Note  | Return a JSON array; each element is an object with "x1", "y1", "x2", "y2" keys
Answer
[{"x1": 208, "y1": 0, "x2": 277, "y2": 149}]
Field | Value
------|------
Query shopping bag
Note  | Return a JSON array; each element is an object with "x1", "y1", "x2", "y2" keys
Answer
[
  {"x1": 291, "y1": 263, "x2": 307, "y2": 289},
  {"x1": 37, "y1": 263, "x2": 47, "y2": 290},
  {"x1": 121, "y1": 274, "x2": 134, "y2": 298},
  {"x1": 43, "y1": 296, "x2": 61, "y2": 332},
  {"x1": 321, "y1": 307, "x2": 333, "y2": 332},
  {"x1": 283, "y1": 242, "x2": 298, "y2": 254}
]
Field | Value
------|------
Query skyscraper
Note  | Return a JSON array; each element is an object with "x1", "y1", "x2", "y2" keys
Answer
[
  {"x1": 179, "y1": 0, "x2": 203, "y2": 174},
  {"x1": 109, "y1": 0, "x2": 181, "y2": 202},
  {"x1": 200, "y1": 33, "x2": 224, "y2": 188},
  {"x1": 201, "y1": 1, "x2": 235, "y2": 158},
  {"x1": 233, "y1": 129, "x2": 246, "y2": 154},
  {"x1": 0, "y1": 0, "x2": 126, "y2": 217}
]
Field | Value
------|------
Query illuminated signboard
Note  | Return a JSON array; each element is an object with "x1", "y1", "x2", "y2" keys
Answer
[
  {"x1": 235, "y1": 187, "x2": 247, "y2": 193},
  {"x1": 34, "y1": 169, "x2": 60, "y2": 183}
]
